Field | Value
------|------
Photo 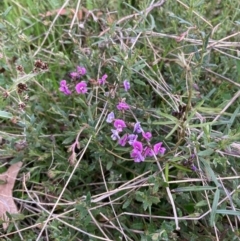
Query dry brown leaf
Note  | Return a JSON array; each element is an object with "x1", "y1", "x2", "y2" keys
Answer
[
  {"x1": 0, "y1": 162, "x2": 22, "y2": 230},
  {"x1": 39, "y1": 7, "x2": 105, "y2": 23},
  {"x1": 39, "y1": 8, "x2": 86, "y2": 20}
]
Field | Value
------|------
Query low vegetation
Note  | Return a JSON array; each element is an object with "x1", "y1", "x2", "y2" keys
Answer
[{"x1": 0, "y1": 0, "x2": 240, "y2": 240}]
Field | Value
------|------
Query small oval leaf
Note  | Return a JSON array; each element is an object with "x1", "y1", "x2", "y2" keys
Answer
[{"x1": 0, "y1": 111, "x2": 13, "y2": 119}]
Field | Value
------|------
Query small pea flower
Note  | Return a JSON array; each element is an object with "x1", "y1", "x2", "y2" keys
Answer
[
  {"x1": 59, "y1": 80, "x2": 71, "y2": 95},
  {"x1": 133, "y1": 122, "x2": 143, "y2": 133},
  {"x1": 111, "y1": 129, "x2": 120, "y2": 140},
  {"x1": 76, "y1": 66, "x2": 87, "y2": 76},
  {"x1": 69, "y1": 72, "x2": 80, "y2": 80},
  {"x1": 142, "y1": 132, "x2": 152, "y2": 141},
  {"x1": 153, "y1": 142, "x2": 166, "y2": 155},
  {"x1": 98, "y1": 74, "x2": 108, "y2": 85},
  {"x1": 190, "y1": 164, "x2": 198, "y2": 172},
  {"x1": 143, "y1": 146, "x2": 154, "y2": 158},
  {"x1": 132, "y1": 141, "x2": 143, "y2": 152},
  {"x1": 118, "y1": 134, "x2": 128, "y2": 146},
  {"x1": 130, "y1": 149, "x2": 145, "y2": 162},
  {"x1": 123, "y1": 80, "x2": 130, "y2": 91},
  {"x1": 128, "y1": 134, "x2": 138, "y2": 145},
  {"x1": 113, "y1": 119, "x2": 127, "y2": 132},
  {"x1": 117, "y1": 101, "x2": 129, "y2": 111},
  {"x1": 106, "y1": 112, "x2": 115, "y2": 123},
  {"x1": 60, "y1": 80, "x2": 67, "y2": 86},
  {"x1": 75, "y1": 81, "x2": 88, "y2": 94}
]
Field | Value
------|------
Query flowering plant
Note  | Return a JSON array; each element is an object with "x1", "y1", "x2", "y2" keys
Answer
[
  {"x1": 106, "y1": 111, "x2": 166, "y2": 162},
  {"x1": 58, "y1": 66, "x2": 166, "y2": 163}
]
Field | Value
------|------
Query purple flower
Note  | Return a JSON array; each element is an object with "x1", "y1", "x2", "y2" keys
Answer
[
  {"x1": 153, "y1": 142, "x2": 166, "y2": 155},
  {"x1": 117, "y1": 101, "x2": 130, "y2": 111},
  {"x1": 106, "y1": 112, "x2": 115, "y2": 123},
  {"x1": 123, "y1": 80, "x2": 130, "y2": 91},
  {"x1": 133, "y1": 122, "x2": 143, "y2": 133},
  {"x1": 59, "y1": 80, "x2": 71, "y2": 95},
  {"x1": 98, "y1": 74, "x2": 108, "y2": 85},
  {"x1": 132, "y1": 141, "x2": 143, "y2": 152},
  {"x1": 69, "y1": 72, "x2": 80, "y2": 80},
  {"x1": 143, "y1": 146, "x2": 154, "y2": 158},
  {"x1": 113, "y1": 119, "x2": 126, "y2": 132},
  {"x1": 111, "y1": 129, "x2": 120, "y2": 140},
  {"x1": 190, "y1": 164, "x2": 198, "y2": 172},
  {"x1": 76, "y1": 66, "x2": 87, "y2": 76},
  {"x1": 75, "y1": 81, "x2": 87, "y2": 94},
  {"x1": 128, "y1": 134, "x2": 138, "y2": 145},
  {"x1": 59, "y1": 86, "x2": 71, "y2": 95},
  {"x1": 118, "y1": 134, "x2": 128, "y2": 146},
  {"x1": 60, "y1": 80, "x2": 67, "y2": 86},
  {"x1": 130, "y1": 149, "x2": 145, "y2": 162},
  {"x1": 142, "y1": 132, "x2": 152, "y2": 141}
]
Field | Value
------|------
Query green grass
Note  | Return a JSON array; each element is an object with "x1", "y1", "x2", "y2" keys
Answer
[{"x1": 1, "y1": 0, "x2": 240, "y2": 240}]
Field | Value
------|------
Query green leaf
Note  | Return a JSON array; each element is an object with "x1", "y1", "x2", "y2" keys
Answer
[
  {"x1": 216, "y1": 210, "x2": 240, "y2": 216},
  {"x1": 165, "y1": 123, "x2": 179, "y2": 139},
  {"x1": 86, "y1": 0, "x2": 93, "y2": 10},
  {"x1": 236, "y1": 60, "x2": 240, "y2": 81},
  {"x1": 135, "y1": 191, "x2": 144, "y2": 202},
  {"x1": 2, "y1": 6, "x2": 12, "y2": 17},
  {"x1": 200, "y1": 158, "x2": 220, "y2": 186},
  {"x1": 0, "y1": 23, "x2": 6, "y2": 30},
  {"x1": 151, "y1": 196, "x2": 160, "y2": 204},
  {"x1": 86, "y1": 192, "x2": 91, "y2": 206},
  {"x1": 131, "y1": 222, "x2": 144, "y2": 230},
  {"x1": 190, "y1": 121, "x2": 229, "y2": 128},
  {"x1": 195, "y1": 200, "x2": 208, "y2": 207},
  {"x1": 193, "y1": 45, "x2": 201, "y2": 61},
  {"x1": 154, "y1": 111, "x2": 178, "y2": 122},
  {"x1": 106, "y1": 161, "x2": 113, "y2": 170},
  {"x1": 75, "y1": 203, "x2": 88, "y2": 217},
  {"x1": 227, "y1": 105, "x2": 240, "y2": 130},
  {"x1": 152, "y1": 120, "x2": 176, "y2": 125},
  {"x1": 143, "y1": 201, "x2": 149, "y2": 211},
  {"x1": 75, "y1": 97, "x2": 87, "y2": 108},
  {"x1": 165, "y1": 162, "x2": 169, "y2": 182},
  {"x1": 172, "y1": 186, "x2": 216, "y2": 192},
  {"x1": 210, "y1": 188, "x2": 220, "y2": 226},
  {"x1": 149, "y1": 14, "x2": 156, "y2": 30},
  {"x1": 133, "y1": 63, "x2": 147, "y2": 72},
  {"x1": 203, "y1": 31, "x2": 211, "y2": 51},
  {"x1": 169, "y1": 12, "x2": 192, "y2": 25},
  {"x1": 198, "y1": 149, "x2": 214, "y2": 156},
  {"x1": 0, "y1": 110, "x2": 13, "y2": 119},
  {"x1": 171, "y1": 162, "x2": 192, "y2": 172},
  {"x1": 133, "y1": 79, "x2": 146, "y2": 86},
  {"x1": 62, "y1": 135, "x2": 75, "y2": 145},
  {"x1": 122, "y1": 198, "x2": 131, "y2": 209}
]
